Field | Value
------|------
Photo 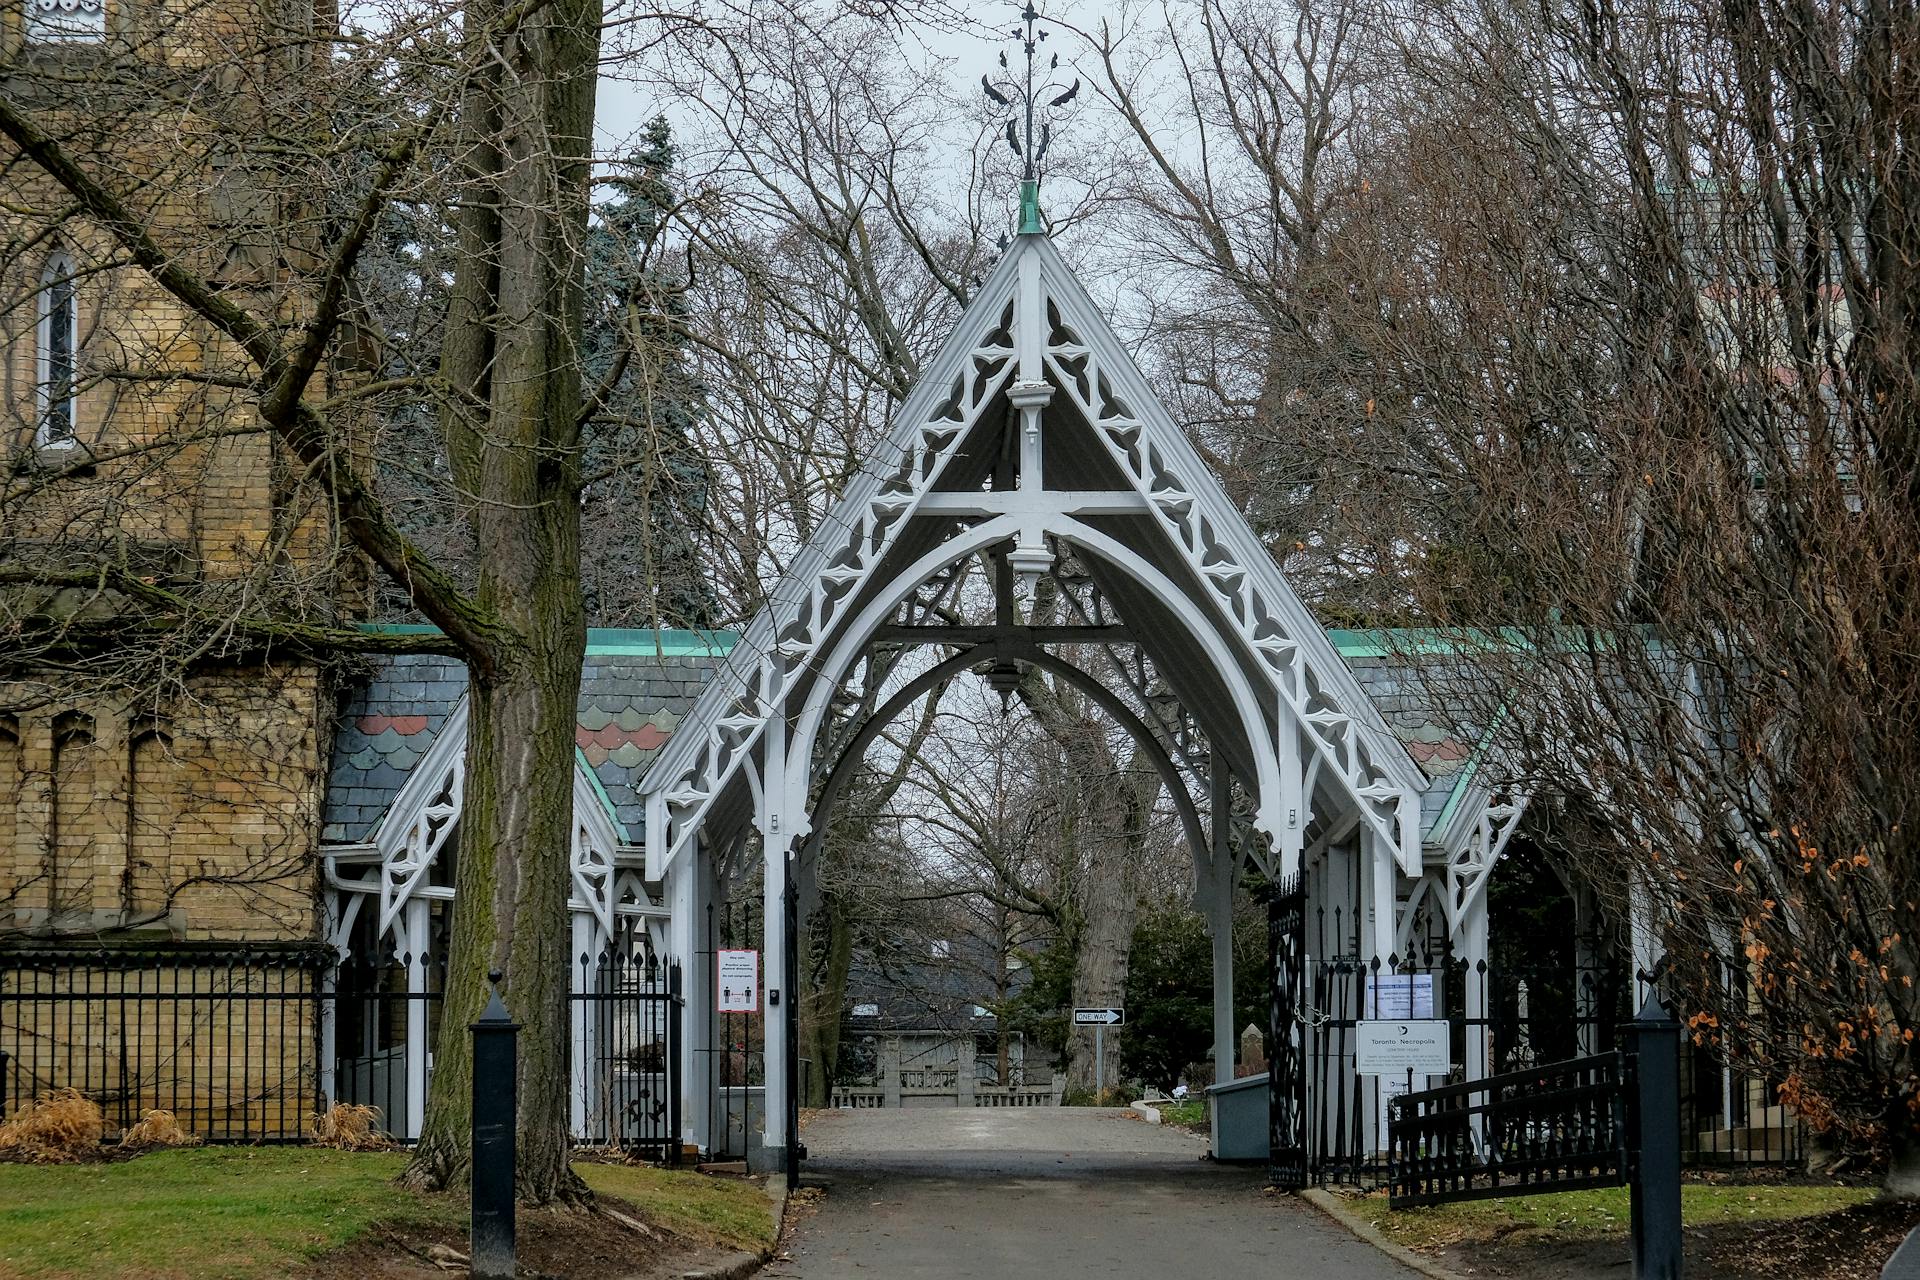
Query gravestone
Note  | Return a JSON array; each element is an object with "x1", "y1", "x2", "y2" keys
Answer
[{"x1": 1238, "y1": 1024, "x2": 1266, "y2": 1078}]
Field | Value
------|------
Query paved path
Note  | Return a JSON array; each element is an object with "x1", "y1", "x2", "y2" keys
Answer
[{"x1": 763, "y1": 1108, "x2": 1417, "y2": 1280}]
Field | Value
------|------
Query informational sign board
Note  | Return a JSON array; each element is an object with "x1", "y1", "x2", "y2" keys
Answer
[
  {"x1": 717, "y1": 949, "x2": 759, "y2": 1014},
  {"x1": 1366, "y1": 973, "x2": 1435, "y2": 1020},
  {"x1": 1355, "y1": 1019, "x2": 1450, "y2": 1074},
  {"x1": 1073, "y1": 1007, "x2": 1124, "y2": 1026}
]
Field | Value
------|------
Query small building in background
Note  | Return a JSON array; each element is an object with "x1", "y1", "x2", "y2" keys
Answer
[{"x1": 829, "y1": 938, "x2": 1060, "y2": 1109}]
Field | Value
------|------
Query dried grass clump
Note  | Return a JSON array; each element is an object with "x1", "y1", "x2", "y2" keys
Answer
[
  {"x1": 120, "y1": 1109, "x2": 201, "y2": 1151},
  {"x1": 308, "y1": 1102, "x2": 394, "y2": 1151},
  {"x1": 0, "y1": 1089, "x2": 103, "y2": 1162}
]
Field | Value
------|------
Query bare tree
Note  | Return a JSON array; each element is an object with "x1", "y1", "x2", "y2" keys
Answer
[
  {"x1": 1315, "y1": 0, "x2": 1920, "y2": 1179},
  {"x1": 0, "y1": 0, "x2": 705, "y2": 1201}
]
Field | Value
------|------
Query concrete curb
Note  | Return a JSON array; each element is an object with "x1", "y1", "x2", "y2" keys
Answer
[
  {"x1": 1298, "y1": 1189, "x2": 1471, "y2": 1280},
  {"x1": 677, "y1": 1252, "x2": 762, "y2": 1280},
  {"x1": 1129, "y1": 1101, "x2": 1164, "y2": 1124},
  {"x1": 675, "y1": 1176, "x2": 788, "y2": 1280}
]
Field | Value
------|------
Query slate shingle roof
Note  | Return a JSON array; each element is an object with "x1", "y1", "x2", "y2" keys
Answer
[
  {"x1": 321, "y1": 627, "x2": 1485, "y2": 851},
  {"x1": 323, "y1": 653, "x2": 468, "y2": 843},
  {"x1": 1329, "y1": 629, "x2": 1491, "y2": 840},
  {"x1": 322, "y1": 630, "x2": 735, "y2": 845}
]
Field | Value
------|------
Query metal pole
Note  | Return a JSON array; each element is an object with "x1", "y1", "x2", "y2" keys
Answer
[
  {"x1": 1, "y1": 1046, "x2": 9, "y2": 1119},
  {"x1": 471, "y1": 972, "x2": 519, "y2": 1280},
  {"x1": 1628, "y1": 993, "x2": 1684, "y2": 1280},
  {"x1": 1096, "y1": 1024, "x2": 1104, "y2": 1099}
]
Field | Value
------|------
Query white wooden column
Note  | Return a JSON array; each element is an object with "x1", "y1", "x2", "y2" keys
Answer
[
  {"x1": 759, "y1": 687, "x2": 794, "y2": 1172},
  {"x1": 1206, "y1": 768, "x2": 1236, "y2": 1086},
  {"x1": 569, "y1": 910, "x2": 594, "y2": 1139},
  {"x1": 1458, "y1": 892, "x2": 1490, "y2": 1084},
  {"x1": 1366, "y1": 828, "x2": 1397, "y2": 965},
  {"x1": 403, "y1": 896, "x2": 431, "y2": 1141},
  {"x1": 1629, "y1": 869, "x2": 1662, "y2": 1006},
  {"x1": 664, "y1": 801, "x2": 711, "y2": 1157}
]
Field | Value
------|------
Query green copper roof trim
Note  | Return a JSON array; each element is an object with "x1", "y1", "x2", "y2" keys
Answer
[
  {"x1": 583, "y1": 628, "x2": 739, "y2": 657},
  {"x1": 1428, "y1": 754, "x2": 1480, "y2": 839},
  {"x1": 1327, "y1": 627, "x2": 1529, "y2": 659},
  {"x1": 1326, "y1": 625, "x2": 1661, "y2": 660},
  {"x1": 356, "y1": 623, "x2": 739, "y2": 658},
  {"x1": 574, "y1": 746, "x2": 630, "y2": 843},
  {"x1": 1018, "y1": 180, "x2": 1044, "y2": 235}
]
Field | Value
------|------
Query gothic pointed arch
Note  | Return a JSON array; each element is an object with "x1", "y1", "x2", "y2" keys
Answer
[{"x1": 639, "y1": 231, "x2": 1427, "y2": 879}]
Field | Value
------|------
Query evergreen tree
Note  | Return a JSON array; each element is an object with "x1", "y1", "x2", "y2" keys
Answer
[{"x1": 578, "y1": 117, "x2": 715, "y2": 630}]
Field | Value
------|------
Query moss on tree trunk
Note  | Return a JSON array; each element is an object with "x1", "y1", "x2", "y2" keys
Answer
[{"x1": 400, "y1": 0, "x2": 599, "y2": 1207}]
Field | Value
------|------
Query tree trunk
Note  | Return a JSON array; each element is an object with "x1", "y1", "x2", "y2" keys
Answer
[
  {"x1": 1068, "y1": 849, "x2": 1133, "y2": 1094},
  {"x1": 401, "y1": 0, "x2": 598, "y2": 1205},
  {"x1": 799, "y1": 891, "x2": 852, "y2": 1107},
  {"x1": 1067, "y1": 754, "x2": 1155, "y2": 1095}
]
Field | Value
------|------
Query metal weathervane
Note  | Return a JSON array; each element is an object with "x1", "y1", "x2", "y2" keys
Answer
[{"x1": 982, "y1": 1, "x2": 1079, "y2": 235}]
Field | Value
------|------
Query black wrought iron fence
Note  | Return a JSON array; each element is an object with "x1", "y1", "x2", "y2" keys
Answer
[
  {"x1": 700, "y1": 893, "x2": 765, "y2": 1162},
  {"x1": 0, "y1": 946, "x2": 332, "y2": 1142},
  {"x1": 570, "y1": 949, "x2": 681, "y2": 1158},
  {"x1": 0, "y1": 946, "x2": 681, "y2": 1155},
  {"x1": 1387, "y1": 1051, "x2": 1631, "y2": 1206},
  {"x1": 1293, "y1": 896, "x2": 1801, "y2": 1189}
]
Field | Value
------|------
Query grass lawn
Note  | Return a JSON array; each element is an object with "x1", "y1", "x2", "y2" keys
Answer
[
  {"x1": 1349, "y1": 1182, "x2": 1881, "y2": 1254},
  {"x1": 1151, "y1": 1099, "x2": 1207, "y2": 1131},
  {"x1": 576, "y1": 1162, "x2": 775, "y2": 1252},
  {"x1": 0, "y1": 1148, "x2": 771, "y2": 1280}
]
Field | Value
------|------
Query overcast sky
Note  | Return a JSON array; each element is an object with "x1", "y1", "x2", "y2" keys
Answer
[{"x1": 593, "y1": 0, "x2": 1137, "y2": 168}]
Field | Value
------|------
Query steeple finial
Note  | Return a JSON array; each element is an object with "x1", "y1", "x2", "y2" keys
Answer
[{"x1": 982, "y1": 1, "x2": 1079, "y2": 235}]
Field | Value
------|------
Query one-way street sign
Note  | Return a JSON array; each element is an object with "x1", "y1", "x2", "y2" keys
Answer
[{"x1": 1073, "y1": 1007, "x2": 1124, "y2": 1026}]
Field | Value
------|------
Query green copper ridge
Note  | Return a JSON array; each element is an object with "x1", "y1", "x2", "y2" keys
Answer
[{"x1": 1019, "y1": 179, "x2": 1044, "y2": 235}]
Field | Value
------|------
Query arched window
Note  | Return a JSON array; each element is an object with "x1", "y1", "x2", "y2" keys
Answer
[
  {"x1": 128, "y1": 719, "x2": 176, "y2": 919},
  {"x1": 50, "y1": 710, "x2": 95, "y2": 917},
  {"x1": 35, "y1": 252, "x2": 78, "y2": 448},
  {"x1": 26, "y1": 0, "x2": 106, "y2": 42}
]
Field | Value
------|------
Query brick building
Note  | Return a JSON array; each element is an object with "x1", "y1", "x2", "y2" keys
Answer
[{"x1": 0, "y1": 0, "x2": 735, "y2": 1142}]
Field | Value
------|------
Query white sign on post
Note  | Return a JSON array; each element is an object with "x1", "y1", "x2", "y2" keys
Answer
[
  {"x1": 717, "y1": 949, "x2": 759, "y2": 1014},
  {"x1": 1366, "y1": 973, "x2": 1435, "y2": 1020},
  {"x1": 1354, "y1": 1019, "x2": 1450, "y2": 1075}
]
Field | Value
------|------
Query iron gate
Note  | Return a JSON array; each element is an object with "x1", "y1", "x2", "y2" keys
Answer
[{"x1": 1268, "y1": 873, "x2": 1308, "y2": 1188}]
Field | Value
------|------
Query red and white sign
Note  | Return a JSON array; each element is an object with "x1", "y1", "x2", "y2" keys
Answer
[{"x1": 717, "y1": 949, "x2": 759, "y2": 1014}]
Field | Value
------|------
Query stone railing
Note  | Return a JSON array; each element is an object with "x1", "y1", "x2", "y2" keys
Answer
[
  {"x1": 828, "y1": 1088, "x2": 886, "y2": 1109},
  {"x1": 973, "y1": 1084, "x2": 1062, "y2": 1107},
  {"x1": 827, "y1": 1081, "x2": 1062, "y2": 1108}
]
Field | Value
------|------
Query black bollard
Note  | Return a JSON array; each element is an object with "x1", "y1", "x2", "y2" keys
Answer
[
  {"x1": 1628, "y1": 993, "x2": 1684, "y2": 1280},
  {"x1": 667, "y1": 964, "x2": 684, "y2": 1168},
  {"x1": 471, "y1": 971, "x2": 519, "y2": 1280}
]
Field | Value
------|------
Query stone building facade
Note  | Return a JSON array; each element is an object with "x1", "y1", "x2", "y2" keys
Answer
[{"x1": 0, "y1": 0, "x2": 375, "y2": 1134}]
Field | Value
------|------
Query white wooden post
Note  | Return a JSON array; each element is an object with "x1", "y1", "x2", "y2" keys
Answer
[
  {"x1": 758, "y1": 690, "x2": 792, "y2": 1174},
  {"x1": 1460, "y1": 892, "x2": 1490, "y2": 1084},
  {"x1": 1208, "y1": 769, "x2": 1236, "y2": 1087},
  {"x1": 569, "y1": 910, "x2": 594, "y2": 1139},
  {"x1": 665, "y1": 836, "x2": 710, "y2": 1157},
  {"x1": 1629, "y1": 870, "x2": 1662, "y2": 1006},
  {"x1": 1368, "y1": 828, "x2": 1397, "y2": 965},
  {"x1": 403, "y1": 897, "x2": 430, "y2": 1141}
]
